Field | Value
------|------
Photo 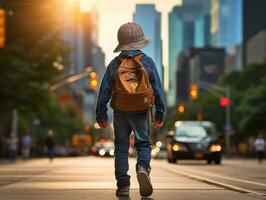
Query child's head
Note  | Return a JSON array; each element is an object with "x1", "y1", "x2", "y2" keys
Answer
[{"x1": 114, "y1": 22, "x2": 150, "y2": 53}]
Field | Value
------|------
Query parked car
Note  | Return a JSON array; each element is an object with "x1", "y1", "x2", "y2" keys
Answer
[{"x1": 166, "y1": 121, "x2": 222, "y2": 164}]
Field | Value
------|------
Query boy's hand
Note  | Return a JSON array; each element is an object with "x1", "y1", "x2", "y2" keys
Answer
[
  {"x1": 154, "y1": 119, "x2": 163, "y2": 129},
  {"x1": 98, "y1": 121, "x2": 108, "y2": 128}
]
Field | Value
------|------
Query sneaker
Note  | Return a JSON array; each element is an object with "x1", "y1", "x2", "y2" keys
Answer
[
  {"x1": 137, "y1": 167, "x2": 153, "y2": 197},
  {"x1": 116, "y1": 186, "x2": 130, "y2": 196}
]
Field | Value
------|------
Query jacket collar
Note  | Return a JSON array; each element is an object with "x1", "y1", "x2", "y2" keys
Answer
[{"x1": 119, "y1": 50, "x2": 143, "y2": 57}]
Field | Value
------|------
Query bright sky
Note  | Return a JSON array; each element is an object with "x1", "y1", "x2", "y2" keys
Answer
[{"x1": 79, "y1": 0, "x2": 182, "y2": 89}]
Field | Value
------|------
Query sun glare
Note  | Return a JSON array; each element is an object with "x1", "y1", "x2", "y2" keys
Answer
[
  {"x1": 80, "y1": 0, "x2": 96, "y2": 12},
  {"x1": 68, "y1": 0, "x2": 78, "y2": 4}
]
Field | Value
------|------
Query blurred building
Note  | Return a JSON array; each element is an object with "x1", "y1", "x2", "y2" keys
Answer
[
  {"x1": 210, "y1": 0, "x2": 243, "y2": 52},
  {"x1": 133, "y1": 4, "x2": 163, "y2": 81},
  {"x1": 177, "y1": 47, "x2": 225, "y2": 104},
  {"x1": 243, "y1": 0, "x2": 266, "y2": 66},
  {"x1": 189, "y1": 47, "x2": 225, "y2": 84},
  {"x1": 168, "y1": 0, "x2": 210, "y2": 106},
  {"x1": 177, "y1": 53, "x2": 190, "y2": 104},
  {"x1": 194, "y1": 13, "x2": 211, "y2": 47},
  {"x1": 225, "y1": 45, "x2": 242, "y2": 74},
  {"x1": 83, "y1": 46, "x2": 106, "y2": 124},
  {"x1": 62, "y1": 5, "x2": 100, "y2": 76},
  {"x1": 62, "y1": 6, "x2": 106, "y2": 124},
  {"x1": 246, "y1": 30, "x2": 266, "y2": 65}
]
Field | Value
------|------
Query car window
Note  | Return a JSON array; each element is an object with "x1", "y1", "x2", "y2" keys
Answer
[{"x1": 175, "y1": 125, "x2": 208, "y2": 138}]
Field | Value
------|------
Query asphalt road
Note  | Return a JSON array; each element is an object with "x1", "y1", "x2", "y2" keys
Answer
[{"x1": 0, "y1": 157, "x2": 265, "y2": 200}]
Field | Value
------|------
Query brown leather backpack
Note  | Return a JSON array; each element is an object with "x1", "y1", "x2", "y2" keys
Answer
[{"x1": 111, "y1": 54, "x2": 154, "y2": 112}]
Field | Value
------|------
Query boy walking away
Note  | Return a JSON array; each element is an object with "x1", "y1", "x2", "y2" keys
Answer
[{"x1": 96, "y1": 22, "x2": 166, "y2": 197}]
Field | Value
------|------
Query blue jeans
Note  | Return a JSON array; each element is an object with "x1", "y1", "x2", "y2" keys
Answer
[
  {"x1": 113, "y1": 110, "x2": 151, "y2": 187},
  {"x1": 9, "y1": 149, "x2": 17, "y2": 161},
  {"x1": 47, "y1": 148, "x2": 54, "y2": 160}
]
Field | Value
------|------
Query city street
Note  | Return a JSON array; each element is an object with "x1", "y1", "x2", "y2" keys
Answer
[
  {"x1": 0, "y1": 157, "x2": 265, "y2": 200},
  {"x1": 1, "y1": 0, "x2": 266, "y2": 199}
]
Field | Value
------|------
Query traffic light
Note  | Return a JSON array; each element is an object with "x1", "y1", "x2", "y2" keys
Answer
[
  {"x1": 89, "y1": 72, "x2": 98, "y2": 90},
  {"x1": 0, "y1": 9, "x2": 6, "y2": 48},
  {"x1": 220, "y1": 97, "x2": 230, "y2": 107},
  {"x1": 178, "y1": 104, "x2": 185, "y2": 114},
  {"x1": 190, "y1": 84, "x2": 198, "y2": 100}
]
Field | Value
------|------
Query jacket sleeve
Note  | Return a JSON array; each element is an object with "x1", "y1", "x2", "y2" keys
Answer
[
  {"x1": 95, "y1": 60, "x2": 116, "y2": 123},
  {"x1": 148, "y1": 59, "x2": 166, "y2": 121}
]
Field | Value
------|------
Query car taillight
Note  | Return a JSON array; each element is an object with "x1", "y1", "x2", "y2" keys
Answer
[{"x1": 91, "y1": 146, "x2": 97, "y2": 153}]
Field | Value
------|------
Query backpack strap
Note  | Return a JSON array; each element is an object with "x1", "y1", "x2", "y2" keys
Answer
[
  {"x1": 116, "y1": 54, "x2": 144, "y2": 67},
  {"x1": 115, "y1": 55, "x2": 124, "y2": 63},
  {"x1": 132, "y1": 54, "x2": 144, "y2": 67},
  {"x1": 115, "y1": 56, "x2": 128, "y2": 68},
  {"x1": 134, "y1": 53, "x2": 144, "y2": 60}
]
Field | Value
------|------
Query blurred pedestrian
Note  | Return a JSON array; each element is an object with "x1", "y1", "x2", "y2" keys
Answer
[
  {"x1": 21, "y1": 132, "x2": 32, "y2": 160},
  {"x1": 6, "y1": 133, "x2": 18, "y2": 161},
  {"x1": 254, "y1": 133, "x2": 265, "y2": 163},
  {"x1": 45, "y1": 129, "x2": 55, "y2": 162},
  {"x1": 96, "y1": 22, "x2": 166, "y2": 197}
]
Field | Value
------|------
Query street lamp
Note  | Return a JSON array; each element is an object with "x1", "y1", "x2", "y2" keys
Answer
[{"x1": 50, "y1": 66, "x2": 93, "y2": 91}]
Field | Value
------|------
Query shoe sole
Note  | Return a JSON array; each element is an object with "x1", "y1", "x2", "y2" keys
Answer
[
  {"x1": 137, "y1": 171, "x2": 153, "y2": 197},
  {"x1": 116, "y1": 191, "x2": 129, "y2": 196}
]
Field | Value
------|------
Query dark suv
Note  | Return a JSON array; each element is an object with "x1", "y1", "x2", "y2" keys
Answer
[{"x1": 166, "y1": 121, "x2": 222, "y2": 164}]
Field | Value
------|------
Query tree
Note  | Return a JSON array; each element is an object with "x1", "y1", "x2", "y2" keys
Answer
[
  {"x1": 220, "y1": 62, "x2": 266, "y2": 139},
  {"x1": 0, "y1": 1, "x2": 81, "y2": 142},
  {"x1": 0, "y1": 1, "x2": 69, "y2": 114}
]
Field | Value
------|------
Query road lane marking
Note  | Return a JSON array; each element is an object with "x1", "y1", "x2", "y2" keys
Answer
[
  {"x1": 153, "y1": 163, "x2": 266, "y2": 199},
  {"x1": 172, "y1": 167, "x2": 266, "y2": 187}
]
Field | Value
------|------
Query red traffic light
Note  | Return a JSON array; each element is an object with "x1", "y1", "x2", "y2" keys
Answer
[{"x1": 220, "y1": 97, "x2": 230, "y2": 107}]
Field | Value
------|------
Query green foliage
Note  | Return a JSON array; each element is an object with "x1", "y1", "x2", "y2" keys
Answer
[
  {"x1": 219, "y1": 63, "x2": 266, "y2": 137},
  {"x1": 0, "y1": 1, "x2": 70, "y2": 114},
  {"x1": 0, "y1": 1, "x2": 83, "y2": 146},
  {"x1": 33, "y1": 99, "x2": 84, "y2": 146}
]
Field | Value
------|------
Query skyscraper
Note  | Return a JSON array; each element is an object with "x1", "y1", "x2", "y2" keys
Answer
[
  {"x1": 210, "y1": 0, "x2": 243, "y2": 52},
  {"x1": 133, "y1": 4, "x2": 163, "y2": 81},
  {"x1": 189, "y1": 47, "x2": 225, "y2": 84},
  {"x1": 243, "y1": 0, "x2": 266, "y2": 66},
  {"x1": 168, "y1": 0, "x2": 210, "y2": 106},
  {"x1": 194, "y1": 13, "x2": 211, "y2": 47},
  {"x1": 63, "y1": 6, "x2": 106, "y2": 123}
]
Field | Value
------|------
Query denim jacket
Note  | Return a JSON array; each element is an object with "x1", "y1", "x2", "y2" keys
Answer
[{"x1": 96, "y1": 50, "x2": 166, "y2": 123}]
